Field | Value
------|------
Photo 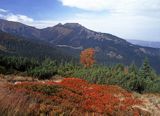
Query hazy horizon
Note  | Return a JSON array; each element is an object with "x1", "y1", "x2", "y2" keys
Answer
[{"x1": 0, "y1": 0, "x2": 160, "y2": 41}]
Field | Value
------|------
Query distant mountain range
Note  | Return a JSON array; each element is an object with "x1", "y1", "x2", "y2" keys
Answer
[
  {"x1": 128, "y1": 40, "x2": 160, "y2": 48},
  {"x1": 0, "y1": 19, "x2": 160, "y2": 73}
]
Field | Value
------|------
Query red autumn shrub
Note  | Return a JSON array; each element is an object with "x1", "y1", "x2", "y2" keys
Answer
[{"x1": 7, "y1": 78, "x2": 142, "y2": 115}]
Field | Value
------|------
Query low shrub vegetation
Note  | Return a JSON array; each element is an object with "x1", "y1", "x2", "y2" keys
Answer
[
  {"x1": 0, "y1": 55, "x2": 160, "y2": 93},
  {"x1": 1, "y1": 78, "x2": 142, "y2": 115}
]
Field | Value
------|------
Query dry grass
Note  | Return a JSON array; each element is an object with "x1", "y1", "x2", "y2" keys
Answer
[{"x1": 133, "y1": 93, "x2": 160, "y2": 115}]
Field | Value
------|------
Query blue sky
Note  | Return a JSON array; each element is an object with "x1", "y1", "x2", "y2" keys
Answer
[{"x1": 0, "y1": 0, "x2": 160, "y2": 41}]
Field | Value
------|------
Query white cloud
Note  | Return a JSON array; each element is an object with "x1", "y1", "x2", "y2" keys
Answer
[
  {"x1": 5, "y1": 14, "x2": 34, "y2": 22},
  {"x1": 0, "y1": 8, "x2": 7, "y2": 13},
  {"x1": 59, "y1": 0, "x2": 160, "y2": 15},
  {"x1": 0, "y1": 8, "x2": 33, "y2": 23}
]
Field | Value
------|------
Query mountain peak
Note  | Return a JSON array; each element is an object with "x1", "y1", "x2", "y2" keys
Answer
[
  {"x1": 55, "y1": 23, "x2": 63, "y2": 27},
  {"x1": 50, "y1": 23, "x2": 83, "y2": 30},
  {"x1": 63, "y1": 23, "x2": 83, "y2": 28}
]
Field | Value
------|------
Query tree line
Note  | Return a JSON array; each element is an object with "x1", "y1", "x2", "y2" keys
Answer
[{"x1": 0, "y1": 49, "x2": 160, "y2": 93}]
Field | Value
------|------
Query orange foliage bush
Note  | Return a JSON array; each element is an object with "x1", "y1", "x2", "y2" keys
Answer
[
  {"x1": 9, "y1": 78, "x2": 142, "y2": 115},
  {"x1": 80, "y1": 48, "x2": 95, "y2": 68}
]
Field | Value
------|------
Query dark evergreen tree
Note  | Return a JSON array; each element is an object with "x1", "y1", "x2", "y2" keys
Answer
[
  {"x1": 137, "y1": 58, "x2": 153, "y2": 93},
  {"x1": 139, "y1": 58, "x2": 152, "y2": 79}
]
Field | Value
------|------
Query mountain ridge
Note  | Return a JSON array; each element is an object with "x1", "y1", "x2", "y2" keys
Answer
[
  {"x1": 128, "y1": 39, "x2": 160, "y2": 49},
  {"x1": 0, "y1": 19, "x2": 160, "y2": 72}
]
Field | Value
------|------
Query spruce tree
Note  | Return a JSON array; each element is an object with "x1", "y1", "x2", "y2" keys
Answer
[
  {"x1": 140, "y1": 58, "x2": 152, "y2": 79},
  {"x1": 138, "y1": 58, "x2": 152, "y2": 93},
  {"x1": 126, "y1": 63, "x2": 139, "y2": 91}
]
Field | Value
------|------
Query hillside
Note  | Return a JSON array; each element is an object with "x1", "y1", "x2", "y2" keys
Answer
[
  {"x1": 0, "y1": 19, "x2": 160, "y2": 72},
  {"x1": 0, "y1": 76, "x2": 159, "y2": 115},
  {"x1": 0, "y1": 19, "x2": 40, "y2": 39},
  {"x1": 0, "y1": 31, "x2": 74, "y2": 61},
  {"x1": 41, "y1": 23, "x2": 160, "y2": 72}
]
